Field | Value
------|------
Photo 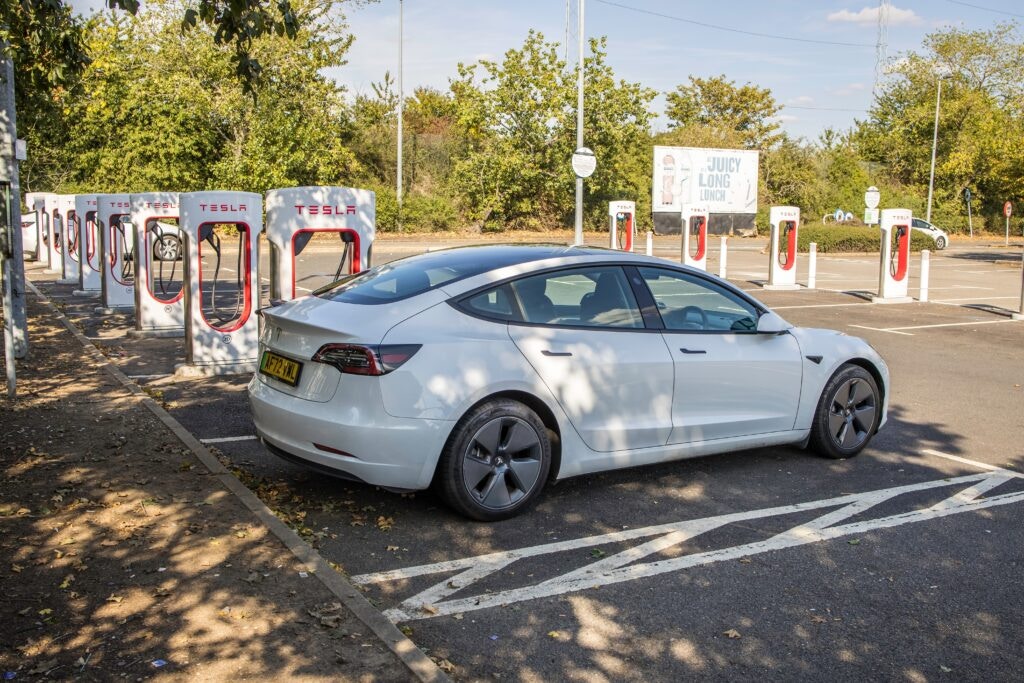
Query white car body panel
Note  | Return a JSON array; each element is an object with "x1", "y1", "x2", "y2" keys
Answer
[
  {"x1": 248, "y1": 246, "x2": 890, "y2": 492},
  {"x1": 663, "y1": 330, "x2": 803, "y2": 443},
  {"x1": 788, "y1": 327, "x2": 890, "y2": 431},
  {"x1": 508, "y1": 325, "x2": 674, "y2": 452}
]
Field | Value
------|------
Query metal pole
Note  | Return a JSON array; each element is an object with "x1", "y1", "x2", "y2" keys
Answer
[
  {"x1": 919, "y1": 249, "x2": 930, "y2": 302},
  {"x1": 1013, "y1": 248, "x2": 1024, "y2": 321},
  {"x1": 573, "y1": 0, "x2": 584, "y2": 246},
  {"x1": 646, "y1": 231, "x2": 653, "y2": 257},
  {"x1": 808, "y1": 242, "x2": 817, "y2": 290},
  {"x1": 2, "y1": 51, "x2": 27, "y2": 401},
  {"x1": 396, "y1": 0, "x2": 403, "y2": 231},
  {"x1": 966, "y1": 196, "x2": 973, "y2": 238},
  {"x1": 926, "y1": 79, "x2": 941, "y2": 224},
  {"x1": 1006, "y1": 214, "x2": 1010, "y2": 248},
  {"x1": 718, "y1": 236, "x2": 727, "y2": 279}
]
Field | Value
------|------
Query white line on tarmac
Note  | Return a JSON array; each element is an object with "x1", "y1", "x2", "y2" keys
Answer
[
  {"x1": 353, "y1": 453, "x2": 1024, "y2": 623},
  {"x1": 199, "y1": 435, "x2": 259, "y2": 444},
  {"x1": 848, "y1": 325, "x2": 916, "y2": 336},
  {"x1": 931, "y1": 296, "x2": 1020, "y2": 303},
  {"x1": 772, "y1": 303, "x2": 870, "y2": 310},
  {"x1": 855, "y1": 319, "x2": 1021, "y2": 334},
  {"x1": 923, "y1": 449, "x2": 1022, "y2": 475},
  {"x1": 127, "y1": 374, "x2": 170, "y2": 380}
]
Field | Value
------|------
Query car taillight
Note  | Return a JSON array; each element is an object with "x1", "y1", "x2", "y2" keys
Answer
[{"x1": 311, "y1": 344, "x2": 421, "y2": 376}]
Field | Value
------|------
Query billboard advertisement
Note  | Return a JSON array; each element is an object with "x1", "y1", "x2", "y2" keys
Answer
[{"x1": 652, "y1": 146, "x2": 759, "y2": 215}]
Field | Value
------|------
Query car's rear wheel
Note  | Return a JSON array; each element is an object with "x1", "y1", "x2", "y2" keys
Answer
[
  {"x1": 437, "y1": 399, "x2": 551, "y2": 521},
  {"x1": 934, "y1": 235, "x2": 947, "y2": 250},
  {"x1": 154, "y1": 234, "x2": 181, "y2": 261},
  {"x1": 809, "y1": 364, "x2": 880, "y2": 460}
]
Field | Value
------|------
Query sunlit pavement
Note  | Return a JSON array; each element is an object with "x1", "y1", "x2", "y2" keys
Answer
[{"x1": 25, "y1": 235, "x2": 1024, "y2": 680}]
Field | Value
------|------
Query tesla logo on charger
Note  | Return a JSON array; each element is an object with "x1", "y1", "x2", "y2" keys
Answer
[
  {"x1": 293, "y1": 204, "x2": 357, "y2": 216},
  {"x1": 107, "y1": 201, "x2": 130, "y2": 209},
  {"x1": 143, "y1": 202, "x2": 177, "y2": 210},
  {"x1": 199, "y1": 203, "x2": 248, "y2": 213}
]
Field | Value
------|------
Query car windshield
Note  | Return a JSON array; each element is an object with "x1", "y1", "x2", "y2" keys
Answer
[{"x1": 314, "y1": 246, "x2": 559, "y2": 305}]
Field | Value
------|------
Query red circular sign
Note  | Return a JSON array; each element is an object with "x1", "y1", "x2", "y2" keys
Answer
[{"x1": 1004, "y1": 201, "x2": 1013, "y2": 218}]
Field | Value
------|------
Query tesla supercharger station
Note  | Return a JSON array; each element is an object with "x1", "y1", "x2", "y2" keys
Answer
[
  {"x1": 40, "y1": 194, "x2": 62, "y2": 273},
  {"x1": 765, "y1": 206, "x2": 801, "y2": 290},
  {"x1": 175, "y1": 191, "x2": 262, "y2": 376},
  {"x1": 681, "y1": 205, "x2": 709, "y2": 270},
  {"x1": 608, "y1": 200, "x2": 636, "y2": 252},
  {"x1": 73, "y1": 194, "x2": 101, "y2": 295},
  {"x1": 26, "y1": 192, "x2": 53, "y2": 264},
  {"x1": 129, "y1": 192, "x2": 183, "y2": 337},
  {"x1": 57, "y1": 194, "x2": 80, "y2": 284},
  {"x1": 96, "y1": 194, "x2": 134, "y2": 312},
  {"x1": 873, "y1": 208, "x2": 914, "y2": 304},
  {"x1": 265, "y1": 186, "x2": 376, "y2": 302}
]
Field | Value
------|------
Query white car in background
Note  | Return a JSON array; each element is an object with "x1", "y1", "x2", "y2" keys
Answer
[
  {"x1": 911, "y1": 217, "x2": 949, "y2": 250},
  {"x1": 249, "y1": 245, "x2": 890, "y2": 520},
  {"x1": 21, "y1": 212, "x2": 37, "y2": 254}
]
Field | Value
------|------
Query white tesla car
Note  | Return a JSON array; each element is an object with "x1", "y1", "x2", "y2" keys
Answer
[{"x1": 249, "y1": 245, "x2": 889, "y2": 520}]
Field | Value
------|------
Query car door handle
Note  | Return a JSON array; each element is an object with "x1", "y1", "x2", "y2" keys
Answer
[
  {"x1": 679, "y1": 348, "x2": 706, "y2": 355},
  {"x1": 541, "y1": 350, "x2": 572, "y2": 357}
]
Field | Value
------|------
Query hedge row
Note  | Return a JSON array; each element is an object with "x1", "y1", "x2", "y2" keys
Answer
[{"x1": 796, "y1": 225, "x2": 935, "y2": 253}]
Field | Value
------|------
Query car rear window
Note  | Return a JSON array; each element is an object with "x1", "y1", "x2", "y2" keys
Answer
[{"x1": 314, "y1": 247, "x2": 555, "y2": 305}]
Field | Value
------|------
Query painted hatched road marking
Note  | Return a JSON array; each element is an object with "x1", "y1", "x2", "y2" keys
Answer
[{"x1": 353, "y1": 456, "x2": 1023, "y2": 623}]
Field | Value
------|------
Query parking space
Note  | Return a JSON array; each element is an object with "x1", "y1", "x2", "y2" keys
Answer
[{"x1": 23, "y1": 235, "x2": 1024, "y2": 678}]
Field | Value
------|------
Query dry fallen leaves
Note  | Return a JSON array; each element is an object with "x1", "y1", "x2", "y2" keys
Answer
[{"x1": 723, "y1": 629, "x2": 742, "y2": 639}]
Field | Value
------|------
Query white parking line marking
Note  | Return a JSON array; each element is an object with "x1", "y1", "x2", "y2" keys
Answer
[
  {"x1": 878, "y1": 319, "x2": 1019, "y2": 332},
  {"x1": 931, "y1": 296, "x2": 1020, "y2": 303},
  {"x1": 922, "y1": 448, "x2": 1020, "y2": 474},
  {"x1": 352, "y1": 464, "x2": 1024, "y2": 623},
  {"x1": 772, "y1": 303, "x2": 869, "y2": 310},
  {"x1": 849, "y1": 324, "x2": 916, "y2": 336},
  {"x1": 127, "y1": 374, "x2": 170, "y2": 380},
  {"x1": 199, "y1": 435, "x2": 259, "y2": 444}
]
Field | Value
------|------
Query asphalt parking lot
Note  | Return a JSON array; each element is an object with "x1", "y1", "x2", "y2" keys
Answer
[{"x1": 27, "y1": 235, "x2": 1024, "y2": 680}]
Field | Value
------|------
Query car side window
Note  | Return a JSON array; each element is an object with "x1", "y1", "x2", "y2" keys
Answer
[
  {"x1": 509, "y1": 266, "x2": 644, "y2": 329},
  {"x1": 461, "y1": 284, "x2": 520, "y2": 321},
  {"x1": 637, "y1": 267, "x2": 758, "y2": 332}
]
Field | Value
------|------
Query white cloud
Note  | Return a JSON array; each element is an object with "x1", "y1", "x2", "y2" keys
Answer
[
  {"x1": 827, "y1": 6, "x2": 922, "y2": 26},
  {"x1": 833, "y1": 82, "x2": 866, "y2": 96},
  {"x1": 788, "y1": 95, "x2": 815, "y2": 105}
]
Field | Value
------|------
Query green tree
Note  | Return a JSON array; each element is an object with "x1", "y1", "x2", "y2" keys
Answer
[
  {"x1": 856, "y1": 22, "x2": 1024, "y2": 231},
  {"x1": 665, "y1": 75, "x2": 783, "y2": 149},
  {"x1": 450, "y1": 31, "x2": 654, "y2": 230},
  {"x1": 58, "y1": 0, "x2": 359, "y2": 194}
]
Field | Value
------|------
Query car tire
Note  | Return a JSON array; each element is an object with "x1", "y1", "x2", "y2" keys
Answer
[
  {"x1": 809, "y1": 364, "x2": 881, "y2": 460},
  {"x1": 436, "y1": 399, "x2": 551, "y2": 521},
  {"x1": 934, "y1": 235, "x2": 947, "y2": 250},
  {"x1": 154, "y1": 235, "x2": 181, "y2": 261}
]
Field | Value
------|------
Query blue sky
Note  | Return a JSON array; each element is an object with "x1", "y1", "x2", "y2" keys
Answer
[{"x1": 70, "y1": 0, "x2": 1023, "y2": 140}]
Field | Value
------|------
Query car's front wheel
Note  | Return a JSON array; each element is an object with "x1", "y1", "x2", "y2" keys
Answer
[
  {"x1": 934, "y1": 235, "x2": 947, "y2": 250},
  {"x1": 809, "y1": 364, "x2": 880, "y2": 460},
  {"x1": 437, "y1": 399, "x2": 551, "y2": 521}
]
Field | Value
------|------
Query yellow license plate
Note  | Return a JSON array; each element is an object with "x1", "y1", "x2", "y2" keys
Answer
[{"x1": 259, "y1": 351, "x2": 303, "y2": 387}]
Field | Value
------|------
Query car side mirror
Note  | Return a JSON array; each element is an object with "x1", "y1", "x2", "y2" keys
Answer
[{"x1": 757, "y1": 311, "x2": 792, "y2": 335}]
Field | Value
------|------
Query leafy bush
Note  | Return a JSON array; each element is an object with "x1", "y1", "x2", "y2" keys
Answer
[
  {"x1": 401, "y1": 193, "x2": 460, "y2": 231},
  {"x1": 797, "y1": 224, "x2": 935, "y2": 253},
  {"x1": 369, "y1": 184, "x2": 398, "y2": 232}
]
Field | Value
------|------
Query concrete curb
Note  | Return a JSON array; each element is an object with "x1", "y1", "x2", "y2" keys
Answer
[{"x1": 24, "y1": 279, "x2": 449, "y2": 683}]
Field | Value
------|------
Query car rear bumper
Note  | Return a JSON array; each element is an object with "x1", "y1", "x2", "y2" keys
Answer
[{"x1": 247, "y1": 374, "x2": 452, "y2": 490}]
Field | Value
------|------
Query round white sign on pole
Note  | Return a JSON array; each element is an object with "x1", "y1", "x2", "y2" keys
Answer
[
  {"x1": 572, "y1": 147, "x2": 597, "y2": 179},
  {"x1": 864, "y1": 186, "x2": 881, "y2": 210}
]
